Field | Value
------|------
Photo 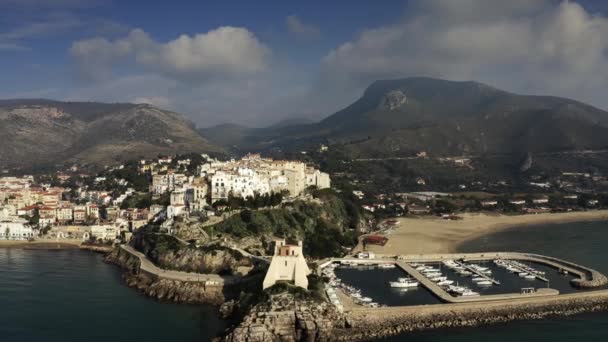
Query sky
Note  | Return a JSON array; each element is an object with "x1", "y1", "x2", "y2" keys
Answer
[{"x1": 2, "y1": 0, "x2": 608, "y2": 128}]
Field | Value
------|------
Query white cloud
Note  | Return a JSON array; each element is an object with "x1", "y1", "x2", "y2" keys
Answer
[
  {"x1": 70, "y1": 27, "x2": 270, "y2": 82},
  {"x1": 320, "y1": 0, "x2": 608, "y2": 111},
  {"x1": 286, "y1": 15, "x2": 320, "y2": 38}
]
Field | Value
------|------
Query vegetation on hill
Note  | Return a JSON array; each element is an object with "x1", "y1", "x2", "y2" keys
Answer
[{"x1": 205, "y1": 190, "x2": 359, "y2": 258}]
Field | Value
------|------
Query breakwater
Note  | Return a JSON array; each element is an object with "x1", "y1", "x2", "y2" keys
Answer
[{"x1": 337, "y1": 290, "x2": 608, "y2": 341}]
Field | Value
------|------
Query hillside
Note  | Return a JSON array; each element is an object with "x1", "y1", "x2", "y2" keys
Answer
[
  {"x1": 202, "y1": 77, "x2": 608, "y2": 157},
  {"x1": 0, "y1": 99, "x2": 223, "y2": 169}
]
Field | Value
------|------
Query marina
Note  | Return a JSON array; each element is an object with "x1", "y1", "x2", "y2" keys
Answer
[{"x1": 319, "y1": 252, "x2": 607, "y2": 310}]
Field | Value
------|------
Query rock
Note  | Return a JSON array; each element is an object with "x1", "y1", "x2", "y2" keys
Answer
[{"x1": 221, "y1": 294, "x2": 346, "y2": 342}]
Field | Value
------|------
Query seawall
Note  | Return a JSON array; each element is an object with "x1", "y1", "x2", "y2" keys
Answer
[
  {"x1": 337, "y1": 290, "x2": 608, "y2": 341},
  {"x1": 105, "y1": 245, "x2": 228, "y2": 305}
]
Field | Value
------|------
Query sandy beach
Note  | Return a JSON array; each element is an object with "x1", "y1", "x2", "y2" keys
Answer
[{"x1": 357, "y1": 210, "x2": 608, "y2": 255}]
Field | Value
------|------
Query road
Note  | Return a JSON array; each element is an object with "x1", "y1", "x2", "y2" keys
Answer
[{"x1": 120, "y1": 244, "x2": 239, "y2": 285}]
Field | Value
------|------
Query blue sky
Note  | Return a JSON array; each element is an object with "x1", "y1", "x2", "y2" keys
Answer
[{"x1": 2, "y1": 0, "x2": 608, "y2": 127}]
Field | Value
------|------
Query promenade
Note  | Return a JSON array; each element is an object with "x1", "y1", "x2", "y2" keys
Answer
[{"x1": 120, "y1": 245, "x2": 240, "y2": 285}]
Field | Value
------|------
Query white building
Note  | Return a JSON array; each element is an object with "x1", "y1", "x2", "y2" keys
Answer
[
  {"x1": 0, "y1": 220, "x2": 34, "y2": 240},
  {"x1": 262, "y1": 239, "x2": 311, "y2": 290},
  {"x1": 90, "y1": 225, "x2": 119, "y2": 241}
]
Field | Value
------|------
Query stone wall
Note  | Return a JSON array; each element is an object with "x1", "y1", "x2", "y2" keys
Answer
[{"x1": 105, "y1": 246, "x2": 226, "y2": 305}]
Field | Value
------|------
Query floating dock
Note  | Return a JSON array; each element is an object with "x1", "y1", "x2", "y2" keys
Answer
[{"x1": 453, "y1": 260, "x2": 501, "y2": 285}]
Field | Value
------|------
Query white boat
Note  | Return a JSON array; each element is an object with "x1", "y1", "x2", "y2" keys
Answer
[
  {"x1": 461, "y1": 290, "x2": 480, "y2": 297},
  {"x1": 524, "y1": 274, "x2": 536, "y2": 280},
  {"x1": 448, "y1": 285, "x2": 467, "y2": 294},
  {"x1": 378, "y1": 264, "x2": 396, "y2": 269},
  {"x1": 398, "y1": 277, "x2": 414, "y2": 282},
  {"x1": 415, "y1": 265, "x2": 428, "y2": 271},
  {"x1": 518, "y1": 272, "x2": 529, "y2": 277},
  {"x1": 431, "y1": 276, "x2": 448, "y2": 282},
  {"x1": 390, "y1": 280, "x2": 419, "y2": 288},
  {"x1": 351, "y1": 292, "x2": 362, "y2": 299},
  {"x1": 506, "y1": 266, "x2": 518, "y2": 273},
  {"x1": 437, "y1": 280, "x2": 454, "y2": 286},
  {"x1": 458, "y1": 271, "x2": 473, "y2": 276},
  {"x1": 360, "y1": 297, "x2": 373, "y2": 302},
  {"x1": 472, "y1": 277, "x2": 486, "y2": 282},
  {"x1": 424, "y1": 272, "x2": 442, "y2": 278},
  {"x1": 442, "y1": 260, "x2": 458, "y2": 268},
  {"x1": 471, "y1": 265, "x2": 489, "y2": 271},
  {"x1": 475, "y1": 280, "x2": 492, "y2": 286}
]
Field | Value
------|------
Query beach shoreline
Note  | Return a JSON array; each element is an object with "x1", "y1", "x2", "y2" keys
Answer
[{"x1": 357, "y1": 210, "x2": 608, "y2": 255}]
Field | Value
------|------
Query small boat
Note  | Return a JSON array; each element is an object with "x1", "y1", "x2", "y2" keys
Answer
[
  {"x1": 415, "y1": 265, "x2": 428, "y2": 271},
  {"x1": 458, "y1": 271, "x2": 473, "y2": 276},
  {"x1": 518, "y1": 272, "x2": 529, "y2": 277},
  {"x1": 437, "y1": 280, "x2": 454, "y2": 286},
  {"x1": 390, "y1": 280, "x2": 419, "y2": 288},
  {"x1": 475, "y1": 280, "x2": 492, "y2": 286},
  {"x1": 424, "y1": 272, "x2": 442, "y2": 278},
  {"x1": 378, "y1": 264, "x2": 396, "y2": 269},
  {"x1": 431, "y1": 276, "x2": 448, "y2": 282},
  {"x1": 448, "y1": 285, "x2": 467, "y2": 294},
  {"x1": 461, "y1": 290, "x2": 480, "y2": 297},
  {"x1": 351, "y1": 292, "x2": 362, "y2": 299},
  {"x1": 472, "y1": 277, "x2": 486, "y2": 282},
  {"x1": 524, "y1": 274, "x2": 536, "y2": 280},
  {"x1": 360, "y1": 297, "x2": 373, "y2": 302}
]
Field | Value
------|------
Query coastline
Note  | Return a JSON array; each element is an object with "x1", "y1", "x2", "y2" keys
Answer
[
  {"x1": 357, "y1": 210, "x2": 608, "y2": 255},
  {"x1": 0, "y1": 239, "x2": 82, "y2": 250},
  {"x1": 0, "y1": 239, "x2": 113, "y2": 253}
]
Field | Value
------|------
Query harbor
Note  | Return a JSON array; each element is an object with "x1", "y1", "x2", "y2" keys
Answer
[{"x1": 318, "y1": 252, "x2": 607, "y2": 310}]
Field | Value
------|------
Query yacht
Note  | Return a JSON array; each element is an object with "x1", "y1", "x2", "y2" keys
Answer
[
  {"x1": 461, "y1": 290, "x2": 480, "y2": 297},
  {"x1": 437, "y1": 280, "x2": 454, "y2": 286},
  {"x1": 389, "y1": 278, "x2": 419, "y2": 288},
  {"x1": 431, "y1": 276, "x2": 448, "y2": 282},
  {"x1": 475, "y1": 280, "x2": 492, "y2": 286},
  {"x1": 448, "y1": 285, "x2": 467, "y2": 294},
  {"x1": 424, "y1": 271, "x2": 443, "y2": 278}
]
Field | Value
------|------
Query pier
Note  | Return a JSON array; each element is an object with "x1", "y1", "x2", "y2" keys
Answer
[
  {"x1": 319, "y1": 251, "x2": 608, "y2": 307},
  {"x1": 453, "y1": 260, "x2": 501, "y2": 285},
  {"x1": 500, "y1": 259, "x2": 549, "y2": 282}
]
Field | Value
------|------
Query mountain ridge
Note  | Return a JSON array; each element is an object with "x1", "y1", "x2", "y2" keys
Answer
[
  {"x1": 200, "y1": 77, "x2": 608, "y2": 157},
  {"x1": 0, "y1": 99, "x2": 224, "y2": 169}
]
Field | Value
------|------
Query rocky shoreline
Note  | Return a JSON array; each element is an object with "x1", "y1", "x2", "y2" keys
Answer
[
  {"x1": 336, "y1": 292, "x2": 608, "y2": 341},
  {"x1": 105, "y1": 246, "x2": 227, "y2": 305},
  {"x1": 221, "y1": 293, "x2": 346, "y2": 342},
  {"x1": 104, "y1": 245, "x2": 608, "y2": 342}
]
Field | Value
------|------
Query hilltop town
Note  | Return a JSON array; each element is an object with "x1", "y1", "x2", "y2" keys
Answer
[{"x1": 0, "y1": 153, "x2": 330, "y2": 244}]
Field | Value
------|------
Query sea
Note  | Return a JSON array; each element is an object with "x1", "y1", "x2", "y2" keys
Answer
[
  {"x1": 0, "y1": 248, "x2": 226, "y2": 342},
  {"x1": 1, "y1": 220, "x2": 608, "y2": 342}
]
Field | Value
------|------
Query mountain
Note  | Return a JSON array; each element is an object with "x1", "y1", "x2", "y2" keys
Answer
[
  {"x1": 0, "y1": 99, "x2": 223, "y2": 169},
  {"x1": 203, "y1": 77, "x2": 608, "y2": 157}
]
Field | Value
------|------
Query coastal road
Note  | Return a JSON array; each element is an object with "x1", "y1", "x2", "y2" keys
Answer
[{"x1": 120, "y1": 245, "x2": 239, "y2": 285}]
